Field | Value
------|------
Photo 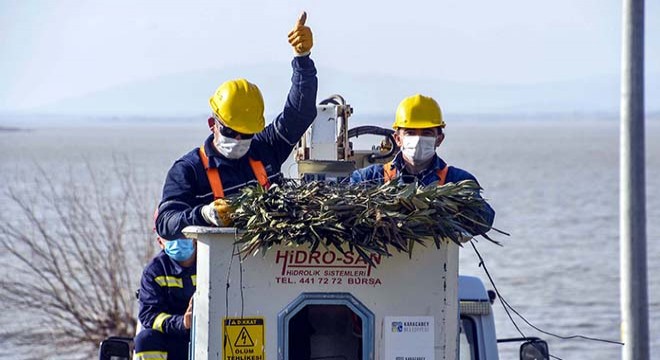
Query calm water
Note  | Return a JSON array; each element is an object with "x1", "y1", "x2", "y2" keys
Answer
[{"x1": 0, "y1": 118, "x2": 658, "y2": 359}]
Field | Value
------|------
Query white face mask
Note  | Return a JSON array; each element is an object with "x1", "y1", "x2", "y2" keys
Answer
[
  {"x1": 214, "y1": 134, "x2": 252, "y2": 159},
  {"x1": 401, "y1": 135, "x2": 437, "y2": 165}
]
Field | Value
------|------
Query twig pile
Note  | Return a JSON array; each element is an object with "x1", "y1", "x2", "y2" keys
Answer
[{"x1": 230, "y1": 180, "x2": 505, "y2": 265}]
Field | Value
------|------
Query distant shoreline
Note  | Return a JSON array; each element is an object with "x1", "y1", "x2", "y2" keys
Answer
[
  {"x1": 0, "y1": 112, "x2": 659, "y2": 128},
  {"x1": 0, "y1": 126, "x2": 28, "y2": 132}
]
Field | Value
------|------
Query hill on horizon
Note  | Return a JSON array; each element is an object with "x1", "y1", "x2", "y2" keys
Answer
[{"x1": 6, "y1": 63, "x2": 659, "y2": 118}]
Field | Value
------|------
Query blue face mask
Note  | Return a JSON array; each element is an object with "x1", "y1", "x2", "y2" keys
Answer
[{"x1": 163, "y1": 239, "x2": 195, "y2": 262}]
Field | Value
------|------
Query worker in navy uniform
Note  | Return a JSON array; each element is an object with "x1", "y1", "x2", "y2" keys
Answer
[
  {"x1": 350, "y1": 94, "x2": 495, "y2": 236},
  {"x1": 134, "y1": 236, "x2": 196, "y2": 360},
  {"x1": 155, "y1": 12, "x2": 317, "y2": 239}
]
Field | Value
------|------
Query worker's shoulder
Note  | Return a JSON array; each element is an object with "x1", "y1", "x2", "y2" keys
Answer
[
  {"x1": 142, "y1": 251, "x2": 170, "y2": 278},
  {"x1": 168, "y1": 147, "x2": 204, "y2": 171},
  {"x1": 351, "y1": 163, "x2": 385, "y2": 182},
  {"x1": 360, "y1": 163, "x2": 385, "y2": 174},
  {"x1": 446, "y1": 165, "x2": 479, "y2": 183},
  {"x1": 179, "y1": 147, "x2": 203, "y2": 164}
]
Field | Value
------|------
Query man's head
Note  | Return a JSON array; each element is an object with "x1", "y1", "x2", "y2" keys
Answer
[
  {"x1": 208, "y1": 79, "x2": 265, "y2": 159},
  {"x1": 392, "y1": 94, "x2": 445, "y2": 168},
  {"x1": 154, "y1": 209, "x2": 196, "y2": 266}
]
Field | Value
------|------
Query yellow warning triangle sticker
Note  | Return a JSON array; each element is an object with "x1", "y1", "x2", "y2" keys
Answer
[{"x1": 234, "y1": 327, "x2": 255, "y2": 347}]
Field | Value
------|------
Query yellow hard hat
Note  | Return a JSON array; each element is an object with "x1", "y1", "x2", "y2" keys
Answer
[
  {"x1": 209, "y1": 79, "x2": 265, "y2": 135},
  {"x1": 392, "y1": 94, "x2": 445, "y2": 129}
]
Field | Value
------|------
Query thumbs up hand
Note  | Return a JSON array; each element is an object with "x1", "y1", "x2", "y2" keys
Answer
[{"x1": 288, "y1": 12, "x2": 313, "y2": 56}]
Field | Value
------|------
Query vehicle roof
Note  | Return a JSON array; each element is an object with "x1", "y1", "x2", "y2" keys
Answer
[{"x1": 458, "y1": 275, "x2": 489, "y2": 301}]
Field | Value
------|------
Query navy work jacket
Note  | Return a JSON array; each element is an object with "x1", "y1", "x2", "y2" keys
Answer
[
  {"x1": 157, "y1": 55, "x2": 318, "y2": 239},
  {"x1": 138, "y1": 251, "x2": 196, "y2": 337},
  {"x1": 350, "y1": 152, "x2": 496, "y2": 235}
]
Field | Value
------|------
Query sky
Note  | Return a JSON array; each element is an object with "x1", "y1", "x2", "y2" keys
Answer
[{"x1": 1, "y1": 0, "x2": 658, "y2": 116}]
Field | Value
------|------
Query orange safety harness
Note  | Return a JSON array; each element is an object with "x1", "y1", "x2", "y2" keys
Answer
[
  {"x1": 383, "y1": 161, "x2": 449, "y2": 185},
  {"x1": 199, "y1": 145, "x2": 271, "y2": 199}
]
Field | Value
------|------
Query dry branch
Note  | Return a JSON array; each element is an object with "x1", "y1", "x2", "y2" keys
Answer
[
  {"x1": 230, "y1": 179, "x2": 505, "y2": 265},
  {"x1": 0, "y1": 159, "x2": 158, "y2": 359}
]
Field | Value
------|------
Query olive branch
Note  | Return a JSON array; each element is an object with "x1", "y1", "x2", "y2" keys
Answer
[{"x1": 229, "y1": 180, "x2": 507, "y2": 266}]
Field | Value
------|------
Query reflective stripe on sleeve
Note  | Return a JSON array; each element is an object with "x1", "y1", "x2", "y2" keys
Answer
[
  {"x1": 135, "y1": 351, "x2": 168, "y2": 360},
  {"x1": 191, "y1": 275, "x2": 197, "y2": 287},
  {"x1": 152, "y1": 312, "x2": 172, "y2": 333},
  {"x1": 154, "y1": 276, "x2": 183, "y2": 288},
  {"x1": 274, "y1": 119, "x2": 296, "y2": 146}
]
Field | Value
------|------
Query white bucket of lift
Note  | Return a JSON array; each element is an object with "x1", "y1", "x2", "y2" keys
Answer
[{"x1": 184, "y1": 226, "x2": 459, "y2": 360}]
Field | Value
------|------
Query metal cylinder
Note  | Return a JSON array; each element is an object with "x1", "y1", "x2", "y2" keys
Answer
[{"x1": 619, "y1": 0, "x2": 649, "y2": 359}]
